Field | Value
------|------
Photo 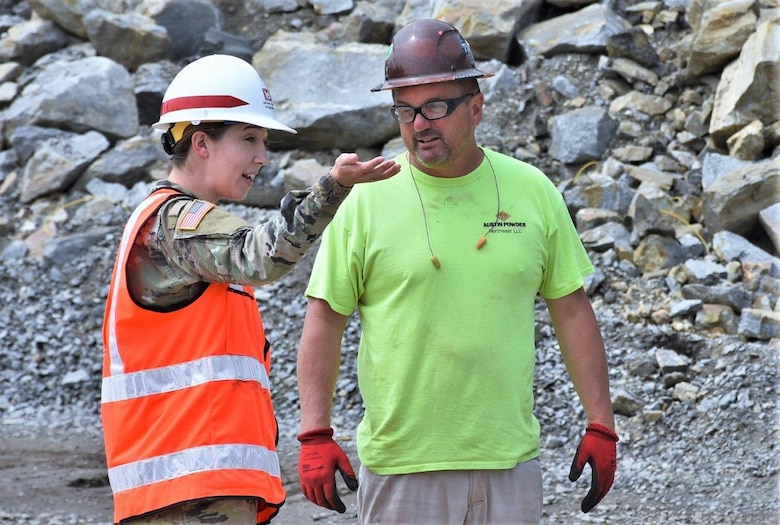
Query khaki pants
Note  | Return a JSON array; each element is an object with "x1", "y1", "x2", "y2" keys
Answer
[
  {"x1": 357, "y1": 460, "x2": 542, "y2": 525},
  {"x1": 121, "y1": 498, "x2": 258, "y2": 524}
]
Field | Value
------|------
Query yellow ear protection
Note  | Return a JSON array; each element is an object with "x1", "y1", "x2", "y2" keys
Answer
[
  {"x1": 161, "y1": 121, "x2": 240, "y2": 155},
  {"x1": 161, "y1": 121, "x2": 191, "y2": 155}
]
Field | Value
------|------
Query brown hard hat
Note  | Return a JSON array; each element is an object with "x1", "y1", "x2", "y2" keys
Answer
[{"x1": 371, "y1": 19, "x2": 493, "y2": 92}]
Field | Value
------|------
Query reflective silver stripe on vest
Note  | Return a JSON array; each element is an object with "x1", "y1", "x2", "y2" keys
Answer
[
  {"x1": 108, "y1": 443, "x2": 281, "y2": 493},
  {"x1": 101, "y1": 354, "x2": 269, "y2": 403}
]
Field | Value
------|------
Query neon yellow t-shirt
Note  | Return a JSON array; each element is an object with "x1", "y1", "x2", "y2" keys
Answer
[{"x1": 306, "y1": 149, "x2": 593, "y2": 474}]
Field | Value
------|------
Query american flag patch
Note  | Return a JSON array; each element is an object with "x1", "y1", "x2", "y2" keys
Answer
[{"x1": 177, "y1": 200, "x2": 215, "y2": 230}]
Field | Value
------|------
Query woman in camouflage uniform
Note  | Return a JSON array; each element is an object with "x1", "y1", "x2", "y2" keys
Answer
[{"x1": 101, "y1": 54, "x2": 400, "y2": 525}]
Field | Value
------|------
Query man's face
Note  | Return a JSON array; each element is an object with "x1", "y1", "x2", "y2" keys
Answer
[{"x1": 393, "y1": 81, "x2": 483, "y2": 175}]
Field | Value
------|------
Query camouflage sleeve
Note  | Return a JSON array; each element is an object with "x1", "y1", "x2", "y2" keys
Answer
[{"x1": 154, "y1": 173, "x2": 350, "y2": 286}]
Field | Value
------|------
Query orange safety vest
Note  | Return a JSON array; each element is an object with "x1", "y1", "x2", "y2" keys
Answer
[{"x1": 101, "y1": 188, "x2": 284, "y2": 524}]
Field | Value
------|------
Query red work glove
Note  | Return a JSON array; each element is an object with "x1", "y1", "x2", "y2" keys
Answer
[
  {"x1": 568, "y1": 422, "x2": 619, "y2": 513},
  {"x1": 298, "y1": 427, "x2": 358, "y2": 513}
]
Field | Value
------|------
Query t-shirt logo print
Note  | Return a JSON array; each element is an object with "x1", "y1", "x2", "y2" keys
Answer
[{"x1": 483, "y1": 210, "x2": 526, "y2": 234}]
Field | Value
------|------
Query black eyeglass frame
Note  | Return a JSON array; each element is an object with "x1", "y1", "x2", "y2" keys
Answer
[{"x1": 390, "y1": 92, "x2": 479, "y2": 124}]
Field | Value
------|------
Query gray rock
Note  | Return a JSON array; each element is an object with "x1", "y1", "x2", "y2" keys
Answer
[
  {"x1": 737, "y1": 308, "x2": 780, "y2": 340},
  {"x1": 2, "y1": 56, "x2": 139, "y2": 140},
  {"x1": 634, "y1": 234, "x2": 688, "y2": 273},
  {"x1": 709, "y1": 18, "x2": 780, "y2": 146},
  {"x1": 612, "y1": 388, "x2": 644, "y2": 417},
  {"x1": 517, "y1": 3, "x2": 629, "y2": 57},
  {"x1": 150, "y1": 0, "x2": 223, "y2": 60},
  {"x1": 252, "y1": 32, "x2": 399, "y2": 150},
  {"x1": 76, "y1": 134, "x2": 168, "y2": 190},
  {"x1": 669, "y1": 299, "x2": 703, "y2": 318},
  {"x1": 758, "y1": 202, "x2": 780, "y2": 255},
  {"x1": 702, "y1": 158, "x2": 780, "y2": 236},
  {"x1": 0, "y1": 18, "x2": 69, "y2": 66},
  {"x1": 606, "y1": 26, "x2": 660, "y2": 69},
  {"x1": 20, "y1": 131, "x2": 110, "y2": 203},
  {"x1": 549, "y1": 106, "x2": 617, "y2": 164},
  {"x1": 83, "y1": 9, "x2": 171, "y2": 71},
  {"x1": 41, "y1": 227, "x2": 115, "y2": 266},
  {"x1": 680, "y1": 283, "x2": 752, "y2": 312},
  {"x1": 712, "y1": 231, "x2": 780, "y2": 269},
  {"x1": 700, "y1": 152, "x2": 753, "y2": 191}
]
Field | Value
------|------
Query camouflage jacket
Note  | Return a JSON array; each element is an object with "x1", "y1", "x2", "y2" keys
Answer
[{"x1": 127, "y1": 175, "x2": 350, "y2": 308}]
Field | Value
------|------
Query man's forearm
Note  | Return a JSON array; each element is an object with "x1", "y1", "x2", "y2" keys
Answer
[
  {"x1": 547, "y1": 289, "x2": 615, "y2": 429},
  {"x1": 297, "y1": 298, "x2": 350, "y2": 431}
]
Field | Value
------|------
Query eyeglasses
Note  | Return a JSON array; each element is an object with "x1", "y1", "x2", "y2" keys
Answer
[{"x1": 390, "y1": 92, "x2": 479, "y2": 124}]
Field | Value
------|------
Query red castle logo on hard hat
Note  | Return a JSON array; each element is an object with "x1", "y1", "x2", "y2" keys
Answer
[{"x1": 263, "y1": 88, "x2": 272, "y2": 102}]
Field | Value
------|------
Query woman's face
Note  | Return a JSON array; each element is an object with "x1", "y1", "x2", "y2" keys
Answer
[{"x1": 204, "y1": 124, "x2": 270, "y2": 202}]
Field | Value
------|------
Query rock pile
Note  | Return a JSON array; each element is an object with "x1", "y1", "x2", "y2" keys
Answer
[{"x1": 0, "y1": 0, "x2": 778, "y2": 524}]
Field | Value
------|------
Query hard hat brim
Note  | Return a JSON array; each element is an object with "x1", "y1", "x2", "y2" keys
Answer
[
  {"x1": 370, "y1": 68, "x2": 494, "y2": 92},
  {"x1": 153, "y1": 112, "x2": 297, "y2": 135}
]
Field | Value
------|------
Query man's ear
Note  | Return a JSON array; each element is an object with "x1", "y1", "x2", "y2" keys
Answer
[{"x1": 471, "y1": 92, "x2": 484, "y2": 126}]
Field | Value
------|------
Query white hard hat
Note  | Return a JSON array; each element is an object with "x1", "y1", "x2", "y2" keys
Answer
[{"x1": 153, "y1": 54, "x2": 296, "y2": 135}]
